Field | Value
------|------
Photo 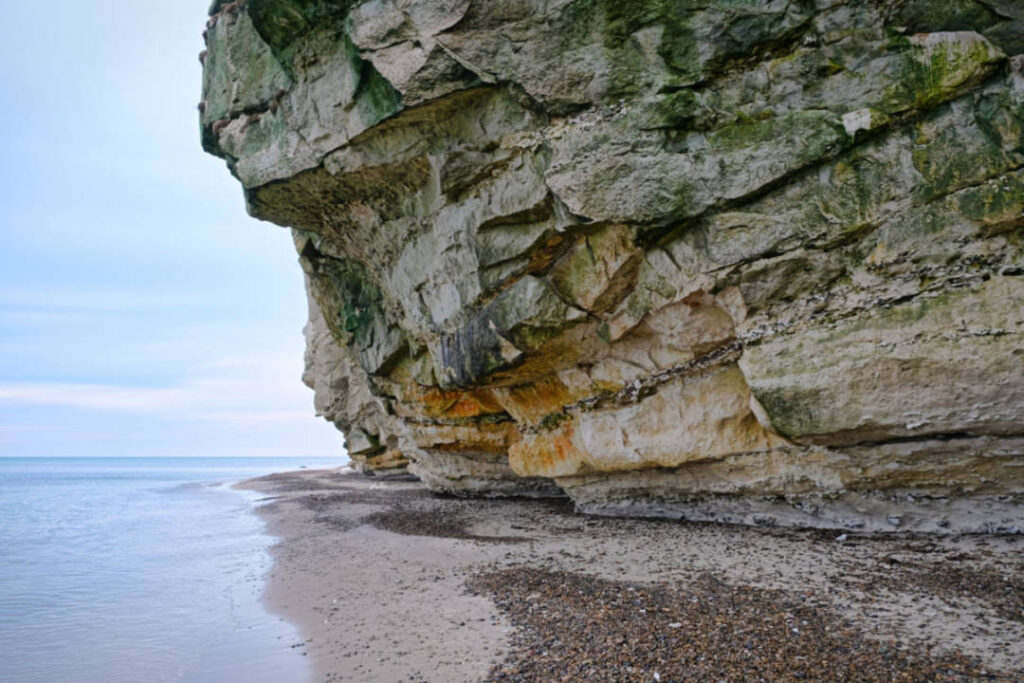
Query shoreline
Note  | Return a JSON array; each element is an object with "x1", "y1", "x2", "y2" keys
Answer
[{"x1": 241, "y1": 468, "x2": 1024, "y2": 682}]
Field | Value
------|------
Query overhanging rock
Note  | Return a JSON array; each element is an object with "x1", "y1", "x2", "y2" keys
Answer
[{"x1": 201, "y1": 0, "x2": 1024, "y2": 532}]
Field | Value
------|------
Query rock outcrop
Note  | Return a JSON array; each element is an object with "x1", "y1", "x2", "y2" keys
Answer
[{"x1": 201, "y1": 0, "x2": 1024, "y2": 532}]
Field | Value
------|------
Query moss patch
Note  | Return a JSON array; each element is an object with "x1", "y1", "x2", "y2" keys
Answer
[
  {"x1": 246, "y1": 0, "x2": 356, "y2": 57},
  {"x1": 885, "y1": 32, "x2": 1003, "y2": 115}
]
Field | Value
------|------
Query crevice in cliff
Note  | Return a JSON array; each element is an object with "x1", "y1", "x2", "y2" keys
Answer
[
  {"x1": 736, "y1": 264, "x2": 1024, "y2": 350},
  {"x1": 575, "y1": 340, "x2": 744, "y2": 413},
  {"x1": 802, "y1": 430, "x2": 1024, "y2": 451},
  {"x1": 402, "y1": 413, "x2": 515, "y2": 428}
]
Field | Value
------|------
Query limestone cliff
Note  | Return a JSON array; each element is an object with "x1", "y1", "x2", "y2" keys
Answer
[{"x1": 200, "y1": 0, "x2": 1024, "y2": 532}]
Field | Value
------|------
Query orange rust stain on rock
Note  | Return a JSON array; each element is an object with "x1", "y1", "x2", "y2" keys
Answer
[
  {"x1": 494, "y1": 376, "x2": 579, "y2": 425},
  {"x1": 357, "y1": 448, "x2": 409, "y2": 471},
  {"x1": 509, "y1": 421, "x2": 582, "y2": 478},
  {"x1": 400, "y1": 386, "x2": 506, "y2": 419},
  {"x1": 411, "y1": 420, "x2": 522, "y2": 453}
]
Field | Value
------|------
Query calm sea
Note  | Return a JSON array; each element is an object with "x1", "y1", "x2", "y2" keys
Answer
[{"x1": 0, "y1": 457, "x2": 340, "y2": 683}]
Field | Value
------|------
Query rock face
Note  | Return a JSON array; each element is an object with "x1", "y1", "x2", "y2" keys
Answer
[{"x1": 200, "y1": 0, "x2": 1024, "y2": 532}]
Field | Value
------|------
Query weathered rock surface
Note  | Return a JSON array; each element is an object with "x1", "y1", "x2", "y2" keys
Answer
[{"x1": 201, "y1": 0, "x2": 1024, "y2": 531}]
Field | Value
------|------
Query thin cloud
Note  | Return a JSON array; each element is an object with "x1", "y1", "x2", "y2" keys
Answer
[
  {"x1": 0, "y1": 382, "x2": 190, "y2": 412},
  {"x1": 0, "y1": 352, "x2": 317, "y2": 422},
  {"x1": 197, "y1": 410, "x2": 317, "y2": 424},
  {"x1": 0, "y1": 285, "x2": 202, "y2": 312}
]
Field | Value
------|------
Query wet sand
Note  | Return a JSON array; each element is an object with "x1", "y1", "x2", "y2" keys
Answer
[{"x1": 239, "y1": 468, "x2": 1024, "y2": 682}]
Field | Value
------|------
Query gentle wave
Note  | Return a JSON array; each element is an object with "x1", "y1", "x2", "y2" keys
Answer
[{"x1": 0, "y1": 456, "x2": 342, "y2": 683}]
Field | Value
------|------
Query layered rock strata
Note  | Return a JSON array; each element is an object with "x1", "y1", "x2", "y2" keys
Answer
[{"x1": 201, "y1": 0, "x2": 1024, "y2": 532}]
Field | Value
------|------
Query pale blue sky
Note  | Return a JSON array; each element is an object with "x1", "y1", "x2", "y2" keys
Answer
[{"x1": 0, "y1": 1, "x2": 345, "y2": 458}]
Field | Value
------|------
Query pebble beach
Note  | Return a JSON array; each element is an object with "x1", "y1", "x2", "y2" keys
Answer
[{"x1": 241, "y1": 468, "x2": 1024, "y2": 682}]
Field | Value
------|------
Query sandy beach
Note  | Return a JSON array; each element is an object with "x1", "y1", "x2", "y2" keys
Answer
[{"x1": 240, "y1": 468, "x2": 1024, "y2": 682}]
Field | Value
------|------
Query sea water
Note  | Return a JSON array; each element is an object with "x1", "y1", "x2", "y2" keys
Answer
[{"x1": 0, "y1": 457, "x2": 337, "y2": 683}]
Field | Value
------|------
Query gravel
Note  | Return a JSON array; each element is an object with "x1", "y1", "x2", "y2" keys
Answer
[
  {"x1": 468, "y1": 568, "x2": 1010, "y2": 683},
  {"x1": 361, "y1": 507, "x2": 529, "y2": 543},
  {"x1": 872, "y1": 562, "x2": 1023, "y2": 624}
]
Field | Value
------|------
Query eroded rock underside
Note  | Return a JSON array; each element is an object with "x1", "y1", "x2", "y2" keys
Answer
[{"x1": 200, "y1": 0, "x2": 1024, "y2": 532}]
